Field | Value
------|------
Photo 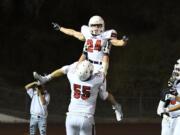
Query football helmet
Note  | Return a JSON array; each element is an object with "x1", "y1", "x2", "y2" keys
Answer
[
  {"x1": 88, "y1": 15, "x2": 105, "y2": 35},
  {"x1": 76, "y1": 60, "x2": 94, "y2": 81},
  {"x1": 173, "y1": 63, "x2": 180, "y2": 80},
  {"x1": 177, "y1": 59, "x2": 180, "y2": 64}
]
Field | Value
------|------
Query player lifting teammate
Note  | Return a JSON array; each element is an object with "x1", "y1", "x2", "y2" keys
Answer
[{"x1": 33, "y1": 60, "x2": 123, "y2": 135}]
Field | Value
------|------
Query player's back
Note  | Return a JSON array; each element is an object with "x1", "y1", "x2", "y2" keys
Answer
[{"x1": 67, "y1": 68, "x2": 105, "y2": 116}]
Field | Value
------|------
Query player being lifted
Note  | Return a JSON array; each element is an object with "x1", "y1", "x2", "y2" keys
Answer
[
  {"x1": 33, "y1": 60, "x2": 123, "y2": 135},
  {"x1": 52, "y1": 15, "x2": 128, "y2": 75}
]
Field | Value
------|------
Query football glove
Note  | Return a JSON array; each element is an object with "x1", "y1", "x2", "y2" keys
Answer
[
  {"x1": 122, "y1": 35, "x2": 129, "y2": 42},
  {"x1": 52, "y1": 22, "x2": 61, "y2": 31}
]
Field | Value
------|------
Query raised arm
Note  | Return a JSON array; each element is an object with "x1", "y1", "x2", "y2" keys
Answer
[
  {"x1": 60, "y1": 27, "x2": 85, "y2": 41},
  {"x1": 110, "y1": 35, "x2": 128, "y2": 47},
  {"x1": 25, "y1": 81, "x2": 39, "y2": 90},
  {"x1": 52, "y1": 22, "x2": 85, "y2": 41}
]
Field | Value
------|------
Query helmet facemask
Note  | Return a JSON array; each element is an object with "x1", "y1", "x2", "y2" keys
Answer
[{"x1": 88, "y1": 15, "x2": 105, "y2": 36}]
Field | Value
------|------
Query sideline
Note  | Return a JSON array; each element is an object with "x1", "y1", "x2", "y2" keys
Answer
[{"x1": 0, "y1": 113, "x2": 29, "y2": 123}]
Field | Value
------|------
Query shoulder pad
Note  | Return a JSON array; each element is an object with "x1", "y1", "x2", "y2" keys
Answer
[
  {"x1": 102, "y1": 29, "x2": 117, "y2": 39},
  {"x1": 81, "y1": 25, "x2": 90, "y2": 37}
]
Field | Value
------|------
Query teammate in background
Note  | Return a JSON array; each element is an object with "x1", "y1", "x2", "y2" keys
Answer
[
  {"x1": 33, "y1": 60, "x2": 123, "y2": 135},
  {"x1": 160, "y1": 59, "x2": 180, "y2": 135},
  {"x1": 161, "y1": 84, "x2": 180, "y2": 135},
  {"x1": 52, "y1": 15, "x2": 128, "y2": 75},
  {"x1": 25, "y1": 81, "x2": 50, "y2": 135},
  {"x1": 157, "y1": 87, "x2": 177, "y2": 135}
]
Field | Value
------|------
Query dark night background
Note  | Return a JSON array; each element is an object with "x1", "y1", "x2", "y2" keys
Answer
[{"x1": 0, "y1": 0, "x2": 180, "y2": 121}]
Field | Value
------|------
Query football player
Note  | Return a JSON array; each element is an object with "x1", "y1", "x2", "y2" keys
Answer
[
  {"x1": 33, "y1": 60, "x2": 123, "y2": 135},
  {"x1": 52, "y1": 15, "x2": 128, "y2": 75},
  {"x1": 162, "y1": 59, "x2": 180, "y2": 135}
]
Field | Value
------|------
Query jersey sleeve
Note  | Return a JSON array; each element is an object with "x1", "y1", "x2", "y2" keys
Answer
[
  {"x1": 157, "y1": 100, "x2": 165, "y2": 116},
  {"x1": 102, "y1": 29, "x2": 117, "y2": 40},
  {"x1": 27, "y1": 88, "x2": 34, "y2": 98},
  {"x1": 61, "y1": 62, "x2": 78, "y2": 74},
  {"x1": 81, "y1": 25, "x2": 91, "y2": 38},
  {"x1": 81, "y1": 25, "x2": 90, "y2": 57},
  {"x1": 61, "y1": 65, "x2": 70, "y2": 74},
  {"x1": 101, "y1": 29, "x2": 117, "y2": 55}
]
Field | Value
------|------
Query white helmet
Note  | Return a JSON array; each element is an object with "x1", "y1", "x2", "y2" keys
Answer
[
  {"x1": 88, "y1": 15, "x2": 105, "y2": 35},
  {"x1": 76, "y1": 60, "x2": 94, "y2": 81},
  {"x1": 177, "y1": 59, "x2": 180, "y2": 64},
  {"x1": 173, "y1": 63, "x2": 180, "y2": 80}
]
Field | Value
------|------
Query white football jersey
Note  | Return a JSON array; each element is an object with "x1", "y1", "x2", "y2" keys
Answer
[
  {"x1": 81, "y1": 25, "x2": 117, "y2": 71},
  {"x1": 169, "y1": 82, "x2": 180, "y2": 118},
  {"x1": 27, "y1": 89, "x2": 50, "y2": 118},
  {"x1": 61, "y1": 62, "x2": 108, "y2": 116}
]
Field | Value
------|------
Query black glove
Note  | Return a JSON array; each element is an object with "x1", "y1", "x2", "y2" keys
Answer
[
  {"x1": 122, "y1": 35, "x2": 129, "y2": 42},
  {"x1": 52, "y1": 22, "x2": 61, "y2": 31}
]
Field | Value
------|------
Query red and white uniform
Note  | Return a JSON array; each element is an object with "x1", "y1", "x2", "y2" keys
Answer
[
  {"x1": 169, "y1": 81, "x2": 180, "y2": 135},
  {"x1": 157, "y1": 89, "x2": 177, "y2": 135},
  {"x1": 61, "y1": 62, "x2": 108, "y2": 135},
  {"x1": 81, "y1": 25, "x2": 117, "y2": 72}
]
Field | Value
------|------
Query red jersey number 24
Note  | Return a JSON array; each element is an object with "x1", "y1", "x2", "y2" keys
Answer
[
  {"x1": 73, "y1": 84, "x2": 91, "y2": 100},
  {"x1": 86, "y1": 39, "x2": 101, "y2": 52}
]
